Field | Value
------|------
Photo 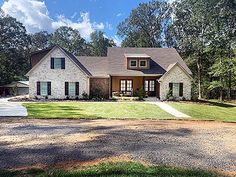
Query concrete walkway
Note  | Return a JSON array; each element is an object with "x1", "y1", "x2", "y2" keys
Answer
[
  {"x1": 0, "y1": 98, "x2": 27, "y2": 117},
  {"x1": 148, "y1": 101, "x2": 190, "y2": 118}
]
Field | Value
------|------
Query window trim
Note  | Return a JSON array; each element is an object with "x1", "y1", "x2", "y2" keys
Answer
[
  {"x1": 129, "y1": 60, "x2": 138, "y2": 68},
  {"x1": 139, "y1": 60, "x2": 147, "y2": 68},
  {"x1": 37, "y1": 81, "x2": 51, "y2": 96},
  {"x1": 120, "y1": 79, "x2": 133, "y2": 92},
  {"x1": 51, "y1": 57, "x2": 65, "y2": 69},
  {"x1": 169, "y1": 82, "x2": 183, "y2": 97}
]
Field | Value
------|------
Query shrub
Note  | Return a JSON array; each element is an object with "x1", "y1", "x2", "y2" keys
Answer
[
  {"x1": 82, "y1": 91, "x2": 89, "y2": 100},
  {"x1": 111, "y1": 97, "x2": 117, "y2": 101},
  {"x1": 137, "y1": 87, "x2": 145, "y2": 100},
  {"x1": 166, "y1": 89, "x2": 172, "y2": 100},
  {"x1": 90, "y1": 88, "x2": 105, "y2": 100}
]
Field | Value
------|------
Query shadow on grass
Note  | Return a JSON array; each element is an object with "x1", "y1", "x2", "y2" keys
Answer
[
  {"x1": 198, "y1": 99, "x2": 236, "y2": 108},
  {"x1": 0, "y1": 162, "x2": 226, "y2": 177}
]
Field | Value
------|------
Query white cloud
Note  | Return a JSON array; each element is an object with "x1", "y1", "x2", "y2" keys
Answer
[
  {"x1": 2, "y1": 0, "x2": 53, "y2": 33},
  {"x1": 116, "y1": 13, "x2": 122, "y2": 17},
  {"x1": 1, "y1": 0, "x2": 105, "y2": 39},
  {"x1": 70, "y1": 12, "x2": 77, "y2": 19},
  {"x1": 105, "y1": 22, "x2": 113, "y2": 30},
  {"x1": 52, "y1": 13, "x2": 104, "y2": 39}
]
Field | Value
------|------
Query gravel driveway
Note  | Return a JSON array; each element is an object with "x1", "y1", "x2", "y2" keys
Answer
[{"x1": 0, "y1": 118, "x2": 235, "y2": 174}]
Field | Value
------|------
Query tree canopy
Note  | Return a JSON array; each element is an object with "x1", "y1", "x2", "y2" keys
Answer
[
  {"x1": 90, "y1": 31, "x2": 116, "y2": 56},
  {"x1": 117, "y1": 0, "x2": 171, "y2": 47},
  {"x1": 0, "y1": 14, "x2": 30, "y2": 85}
]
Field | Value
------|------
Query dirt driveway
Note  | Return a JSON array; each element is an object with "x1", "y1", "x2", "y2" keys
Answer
[{"x1": 0, "y1": 118, "x2": 235, "y2": 174}]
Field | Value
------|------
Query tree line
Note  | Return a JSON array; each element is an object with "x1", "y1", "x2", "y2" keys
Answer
[
  {"x1": 118, "y1": 0, "x2": 236, "y2": 101},
  {"x1": 1, "y1": 0, "x2": 236, "y2": 100},
  {"x1": 0, "y1": 9, "x2": 115, "y2": 86}
]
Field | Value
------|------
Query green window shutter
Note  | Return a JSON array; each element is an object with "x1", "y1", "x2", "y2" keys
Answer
[
  {"x1": 37, "y1": 81, "x2": 40, "y2": 95},
  {"x1": 65, "y1": 82, "x2": 68, "y2": 95},
  {"x1": 179, "y1": 83, "x2": 183, "y2": 97},
  {"x1": 47, "y1": 82, "x2": 51, "y2": 95},
  {"x1": 51, "y1": 58, "x2": 54, "y2": 69},
  {"x1": 169, "y1": 83, "x2": 173, "y2": 96}
]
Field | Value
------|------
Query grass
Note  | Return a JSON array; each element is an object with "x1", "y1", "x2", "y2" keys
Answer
[
  {"x1": 0, "y1": 162, "x2": 226, "y2": 177},
  {"x1": 23, "y1": 102, "x2": 173, "y2": 119},
  {"x1": 168, "y1": 101, "x2": 236, "y2": 122}
]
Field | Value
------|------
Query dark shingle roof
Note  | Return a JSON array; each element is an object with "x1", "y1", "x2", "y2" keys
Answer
[
  {"x1": 31, "y1": 46, "x2": 54, "y2": 68},
  {"x1": 30, "y1": 46, "x2": 192, "y2": 77},
  {"x1": 106, "y1": 47, "x2": 192, "y2": 76},
  {"x1": 77, "y1": 56, "x2": 109, "y2": 77}
]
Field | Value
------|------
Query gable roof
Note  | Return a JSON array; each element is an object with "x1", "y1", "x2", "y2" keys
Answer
[
  {"x1": 27, "y1": 46, "x2": 192, "y2": 78},
  {"x1": 159, "y1": 62, "x2": 193, "y2": 82},
  {"x1": 27, "y1": 45, "x2": 91, "y2": 76}
]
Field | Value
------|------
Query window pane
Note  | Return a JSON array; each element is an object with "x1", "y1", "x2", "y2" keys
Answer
[
  {"x1": 69, "y1": 82, "x2": 76, "y2": 96},
  {"x1": 145, "y1": 81, "x2": 149, "y2": 91},
  {"x1": 173, "y1": 83, "x2": 180, "y2": 97},
  {"x1": 126, "y1": 80, "x2": 132, "y2": 91},
  {"x1": 54, "y1": 58, "x2": 62, "y2": 69},
  {"x1": 140, "y1": 60, "x2": 147, "y2": 67},
  {"x1": 130, "y1": 60, "x2": 137, "y2": 67},
  {"x1": 121, "y1": 80, "x2": 126, "y2": 91},
  {"x1": 40, "y1": 82, "x2": 48, "y2": 96},
  {"x1": 149, "y1": 81, "x2": 155, "y2": 91}
]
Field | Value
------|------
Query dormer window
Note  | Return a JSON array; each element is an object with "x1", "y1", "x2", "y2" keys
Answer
[
  {"x1": 130, "y1": 60, "x2": 137, "y2": 67},
  {"x1": 139, "y1": 60, "x2": 147, "y2": 67},
  {"x1": 125, "y1": 53, "x2": 150, "y2": 70}
]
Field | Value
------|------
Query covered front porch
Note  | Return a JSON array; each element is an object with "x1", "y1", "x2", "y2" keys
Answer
[{"x1": 110, "y1": 76, "x2": 161, "y2": 98}]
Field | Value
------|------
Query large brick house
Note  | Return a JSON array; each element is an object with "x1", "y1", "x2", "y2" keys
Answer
[{"x1": 26, "y1": 45, "x2": 192, "y2": 100}]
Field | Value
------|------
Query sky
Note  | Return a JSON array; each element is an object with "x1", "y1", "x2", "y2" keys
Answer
[{"x1": 0, "y1": 0, "x2": 156, "y2": 45}]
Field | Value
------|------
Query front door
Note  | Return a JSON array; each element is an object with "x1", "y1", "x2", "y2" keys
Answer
[{"x1": 144, "y1": 80, "x2": 156, "y2": 96}]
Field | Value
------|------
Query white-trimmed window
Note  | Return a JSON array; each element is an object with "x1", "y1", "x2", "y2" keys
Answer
[
  {"x1": 130, "y1": 60, "x2": 137, "y2": 67},
  {"x1": 120, "y1": 80, "x2": 133, "y2": 92},
  {"x1": 139, "y1": 60, "x2": 147, "y2": 67},
  {"x1": 40, "y1": 82, "x2": 48, "y2": 96},
  {"x1": 68, "y1": 82, "x2": 76, "y2": 96}
]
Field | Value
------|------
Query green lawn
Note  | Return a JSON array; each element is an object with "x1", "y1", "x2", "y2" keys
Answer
[
  {"x1": 0, "y1": 162, "x2": 224, "y2": 177},
  {"x1": 23, "y1": 102, "x2": 173, "y2": 119},
  {"x1": 168, "y1": 101, "x2": 236, "y2": 122}
]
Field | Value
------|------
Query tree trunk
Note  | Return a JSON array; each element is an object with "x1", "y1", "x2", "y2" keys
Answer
[
  {"x1": 219, "y1": 88, "x2": 223, "y2": 102},
  {"x1": 228, "y1": 71, "x2": 231, "y2": 100},
  {"x1": 197, "y1": 58, "x2": 202, "y2": 99}
]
